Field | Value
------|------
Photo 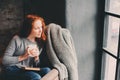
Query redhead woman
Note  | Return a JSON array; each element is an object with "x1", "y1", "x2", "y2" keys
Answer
[{"x1": 2, "y1": 14, "x2": 51, "y2": 80}]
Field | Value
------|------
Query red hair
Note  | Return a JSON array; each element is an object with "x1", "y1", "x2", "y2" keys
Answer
[{"x1": 26, "y1": 14, "x2": 47, "y2": 41}]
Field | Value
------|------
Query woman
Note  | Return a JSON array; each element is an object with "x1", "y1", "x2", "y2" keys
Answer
[{"x1": 2, "y1": 14, "x2": 51, "y2": 80}]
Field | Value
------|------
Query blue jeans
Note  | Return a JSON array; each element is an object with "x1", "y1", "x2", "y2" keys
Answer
[{"x1": 3, "y1": 66, "x2": 51, "y2": 80}]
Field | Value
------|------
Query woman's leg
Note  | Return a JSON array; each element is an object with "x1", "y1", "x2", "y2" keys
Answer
[
  {"x1": 38, "y1": 67, "x2": 51, "y2": 77},
  {"x1": 3, "y1": 66, "x2": 41, "y2": 80},
  {"x1": 23, "y1": 71, "x2": 41, "y2": 80},
  {"x1": 3, "y1": 66, "x2": 24, "y2": 80}
]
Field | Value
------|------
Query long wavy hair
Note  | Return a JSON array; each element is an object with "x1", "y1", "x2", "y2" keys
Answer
[{"x1": 19, "y1": 14, "x2": 47, "y2": 41}]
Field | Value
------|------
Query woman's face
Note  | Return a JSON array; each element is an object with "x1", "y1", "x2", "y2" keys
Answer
[{"x1": 29, "y1": 20, "x2": 43, "y2": 38}]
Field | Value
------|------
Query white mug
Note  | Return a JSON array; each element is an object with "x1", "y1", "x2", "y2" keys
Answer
[{"x1": 28, "y1": 45, "x2": 40, "y2": 57}]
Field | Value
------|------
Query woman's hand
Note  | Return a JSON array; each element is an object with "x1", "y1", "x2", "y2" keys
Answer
[
  {"x1": 18, "y1": 47, "x2": 29, "y2": 61},
  {"x1": 28, "y1": 47, "x2": 40, "y2": 61},
  {"x1": 28, "y1": 46, "x2": 40, "y2": 57},
  {"x1": 18, "y1": 46, "x2": 40, "y2": 62},
  {"x1": 34, "y1": 56, "x2": 39, "y2": 61}
]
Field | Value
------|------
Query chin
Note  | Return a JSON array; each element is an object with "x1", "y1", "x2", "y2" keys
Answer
[{"x1": 36, "y1": 35, "x2": 41, "y2": 38}]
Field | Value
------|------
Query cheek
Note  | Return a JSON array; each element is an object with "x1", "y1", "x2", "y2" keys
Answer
[
  {"x1": 35, "y1": 30, "x2": 40, "y2": 34},
  {"x1": 36, "y1": 30, "x2": 42, "y2": 35},
  {"x1": 30, "y1": 30, "x2": 37, "y2": 35}
]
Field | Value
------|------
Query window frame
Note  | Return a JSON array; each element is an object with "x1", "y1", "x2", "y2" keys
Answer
[{"x1": 101, "y1": 0, "x2": 120, "y2": 80}]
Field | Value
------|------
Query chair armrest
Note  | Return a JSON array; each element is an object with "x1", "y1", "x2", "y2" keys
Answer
[{"x1": 41, "y1": 69, "x2": 59, "y2": 80}]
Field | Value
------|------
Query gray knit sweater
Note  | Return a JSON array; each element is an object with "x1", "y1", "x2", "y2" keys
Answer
[{"x1": 2, "y1": 36, "x2": 43, "y2": 68}]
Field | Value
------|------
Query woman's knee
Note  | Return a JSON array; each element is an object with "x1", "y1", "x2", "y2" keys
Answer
[
  {"x1": 44, "y1": 67, "x2": 51, "y2": 72},
  {"x1": 42, "y1": 67, "x2": 51, "y2": 73},
  {"x1": 40, "y1": 67, "x2": 51, "y2": 76}
]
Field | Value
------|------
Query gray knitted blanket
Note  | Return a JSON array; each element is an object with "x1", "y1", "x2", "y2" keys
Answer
[{"x1": 46, "y1": 23, "x2": 78, "y2": 80}]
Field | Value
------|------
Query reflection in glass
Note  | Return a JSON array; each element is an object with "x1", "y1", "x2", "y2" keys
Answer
[
  {"x1": 105, "y1": 0, "x2": 120, "y2": 15},
  {"x1": 103, "y1": 16, "x2": 119, "y2": 56}
]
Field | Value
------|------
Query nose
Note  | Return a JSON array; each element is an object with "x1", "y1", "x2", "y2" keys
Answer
[{"x1": 39, "y1": 27, "x2": 42, "y2": 32}]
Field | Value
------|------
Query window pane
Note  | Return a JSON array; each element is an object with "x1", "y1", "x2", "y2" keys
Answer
[
  {"x1": 101, "y1": 53, "x2": 117, "y2": 80},
  {"x1": 103, "y1": 16, "x2": 119, "y2": 56},
  {"x1": 105, "y1": 0, "x2": 120, "y2": 15}
]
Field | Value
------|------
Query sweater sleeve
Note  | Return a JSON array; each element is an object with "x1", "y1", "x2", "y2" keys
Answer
[{"x1": 2, "y1": 36, "x2": 19, "y2": 66}]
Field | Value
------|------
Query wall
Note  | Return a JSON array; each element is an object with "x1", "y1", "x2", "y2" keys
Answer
[
  {"x1": 0, "y1": 0, "x2": 23, "y2": 55},
  {"x1": 24, "y1": 0, "x2": 66, "y2": 27},
  {"x1": 66, "y1": 0, "x2": 104, "y2": 80},
  {"x1": 0, "y1": 0, "x2": 23, "y2": 30}
]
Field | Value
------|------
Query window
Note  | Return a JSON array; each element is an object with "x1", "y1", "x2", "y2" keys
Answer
[{"x1": 101, "y1": 0, "x2": 120, "y2": 80}]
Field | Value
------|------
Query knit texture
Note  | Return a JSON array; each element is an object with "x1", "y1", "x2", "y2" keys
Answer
[{"x1": 46, "y1": 23, "x2": 78, "y2": 80}]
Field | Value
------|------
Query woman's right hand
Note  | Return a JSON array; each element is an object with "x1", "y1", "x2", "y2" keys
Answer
[
  {"x1": 28, "y1": 46, "x2": 40, "y2": 57},
  {"x1": 18, "y1": 47, "x2": 29, "y2": 61}
]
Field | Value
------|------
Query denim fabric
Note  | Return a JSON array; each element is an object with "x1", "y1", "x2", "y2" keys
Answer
[{"x1": 2, "y1": 66, "x2": 51, "y2": 80}]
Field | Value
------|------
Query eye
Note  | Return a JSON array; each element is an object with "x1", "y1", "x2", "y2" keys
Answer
[
  {"x1": 34, "y1": 27, "x2": 38, "y2": 30},
  {"x1": 34, "y1": 26, "x2": 42, "y2": 30},
  {"x1": 33, "y1": 27, "x2": 38, "y2": 30}
]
